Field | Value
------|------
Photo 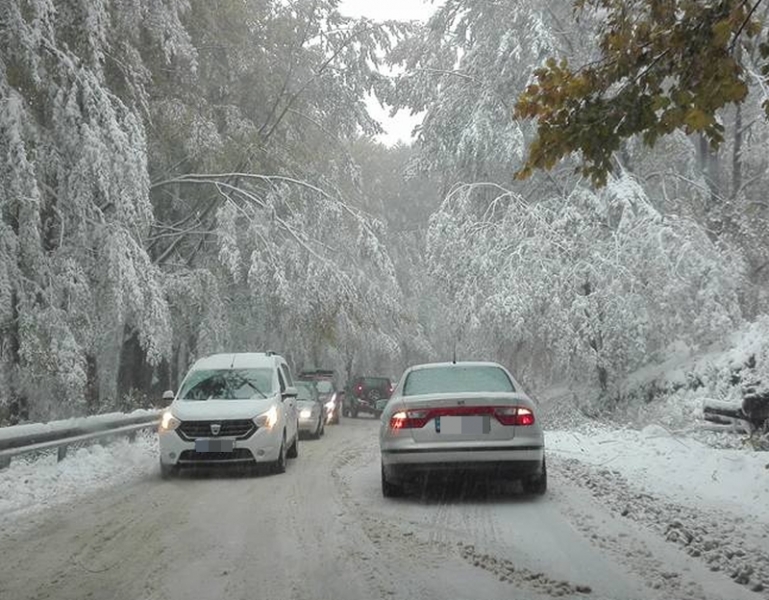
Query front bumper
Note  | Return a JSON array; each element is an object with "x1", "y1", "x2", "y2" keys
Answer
[
  {"x1": 298, "y1": 415, "x2": 320, "y2": 432},
  {"x1": 159, "y1": 425, "x2": 283, "y2": 467}
]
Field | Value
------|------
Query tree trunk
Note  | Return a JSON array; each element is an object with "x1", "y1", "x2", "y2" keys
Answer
[
  {"x1": 84, "y1": 354, "x2": 99, "y2": 414},
  {"x1": 5, "y1": 289, "x2": 28, "y2": 424},
  {"x1": 732, "y1": 101, "x2": 743, "y2": 200}
]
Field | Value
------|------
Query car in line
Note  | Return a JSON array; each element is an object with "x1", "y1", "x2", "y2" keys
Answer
[
  {"x1": 378, "y1": 361, "x2": 546, "y2": 497},
  {"x1": 344, "y1": 375, "x2": 393, "y2": 418},
  {"x1": 296, "y1": 381, "x2": 325, "y2": 439},
  {"x1": 298, "y1": 370, "x2": 342, "y2": 424},
  {"x1": 158, "y1": 352, "x2": 300, "y2": 477}
]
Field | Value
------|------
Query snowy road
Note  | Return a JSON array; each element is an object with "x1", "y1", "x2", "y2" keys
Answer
[{"x1": 0, "y1": 417, "x2": 766, "y2": 600}]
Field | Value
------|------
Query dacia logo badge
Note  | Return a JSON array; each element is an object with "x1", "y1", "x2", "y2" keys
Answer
[{"x1": 210, "y1": 423, "x2": 221, "y2": 436}]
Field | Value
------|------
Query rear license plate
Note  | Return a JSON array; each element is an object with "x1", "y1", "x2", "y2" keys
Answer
[
  {"x1": 435, "y1": 416, "x2": 491, "y2": 435},
  {"x1": 195, "y1": 439, "x2": 235, "y2": 453}
]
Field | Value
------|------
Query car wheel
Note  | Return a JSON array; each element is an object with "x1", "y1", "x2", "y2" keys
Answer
[
  {"x1": 522, "y1": 458, "x2": 547, "y2": 496},
  {"x1": 319, "y1": 418, "x2": 325, "y2": 437},
  {"x1": 287, "y1": 432, "x2": 299, "y2": 458},
  {"x1": 272, "y1": 438, "x2": 287, "y2": 474},
  {"x1": 351, "y1": 408, "x2": 358, "y2": 418},
  {"x1": 160, "y1": 461, "x2": 177, "y2": 480},
  {"x1": 381, "y1": 463, "x2": 404, "y2": 498},
  {"x1": 311, "y1": 416, "x2": 322, "y2": 439}
]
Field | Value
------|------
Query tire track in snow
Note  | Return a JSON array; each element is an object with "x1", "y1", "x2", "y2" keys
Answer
[{"x1": 552, "y1": 455, "x2": 769, "y2": 598}]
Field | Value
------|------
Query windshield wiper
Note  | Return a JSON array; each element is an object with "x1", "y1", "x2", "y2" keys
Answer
[{"x1": 240, "y1": 377, "x2": 268, "y2": 399}]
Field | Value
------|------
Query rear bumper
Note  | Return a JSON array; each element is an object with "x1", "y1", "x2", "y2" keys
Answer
[
  {"x1": 383, "y1": 458, "x2": 543, "y2": 482},
  {"x1": 381, "y1": 445, "x2": 544, "y2": 481}
]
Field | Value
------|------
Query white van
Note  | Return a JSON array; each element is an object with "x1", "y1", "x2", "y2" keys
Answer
[{"x1": 158, "y1": 352, "x2": 300, "y2": 477}]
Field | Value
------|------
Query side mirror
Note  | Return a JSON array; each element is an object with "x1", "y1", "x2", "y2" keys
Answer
[{"x1": 282, "y1": 386, "x2": 298, "y2": 400}]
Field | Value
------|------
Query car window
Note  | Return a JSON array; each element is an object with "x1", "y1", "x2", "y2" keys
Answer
[
  {"x1": 280, "y1": 364, "x2": 293, "y2": 387},
  {"x1": 316, "y1": 381, "x2": 333, "y2": 394},
  {"x1": 278, "y1": 369, "x2": 286, "y2": 393},
  {"x1": 402, "y1": 366, "x2": 515, "y2": 396},
  {"x1": 179, "y1": 369, "x2": 273, "y2": 400}
]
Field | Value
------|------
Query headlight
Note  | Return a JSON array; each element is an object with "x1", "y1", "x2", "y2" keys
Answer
[
  {"x1": 255, "y1": 405, "x2": 279, "y2": 430},
  {"x1": 300, "y1": 409, "x2": 312, "y2": 419},
  {"x1": 159, "y1": 411, "x2": 180, "y2": 432}
]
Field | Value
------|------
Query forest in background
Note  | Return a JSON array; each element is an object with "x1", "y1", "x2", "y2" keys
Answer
[{"x1": 3, "y1": 0, "x2": 769, "y2": 424}]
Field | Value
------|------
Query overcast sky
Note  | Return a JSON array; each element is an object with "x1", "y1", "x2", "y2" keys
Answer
[{"x1": 339, "y1": 0, "x2": 437, "y2": 145}]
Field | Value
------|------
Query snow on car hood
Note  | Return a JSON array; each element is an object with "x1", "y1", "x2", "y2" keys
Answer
[{"x1": 170, "y1": 397, "x2": 276, "y2": 420}]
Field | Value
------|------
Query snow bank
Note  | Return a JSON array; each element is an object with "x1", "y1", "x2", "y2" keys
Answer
[
  {"x1": 605, "y1": 317, "x2": 769, "y2": 431},
  {"x1": 0, "y1": 432, "x2": 157, "y2": 524},
  {"x1": 547, "y1": 425, "x2": 769, "y2": 524}
]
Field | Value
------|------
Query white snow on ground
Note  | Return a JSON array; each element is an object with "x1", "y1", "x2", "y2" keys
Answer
[
  {"x1": 547, "y1": 424, "x2": 769, "y2": 524},
  {"x1": 0, "y1": 432, "x2": 157, "y2": 524}
]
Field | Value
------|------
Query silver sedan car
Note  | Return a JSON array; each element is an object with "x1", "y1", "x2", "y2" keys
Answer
[
  {"x1": 379, "y1": 361, "x2": 546, "y2": 497},
  {"x1": 296, "y1": 381, "x2": 325, "y2": 439}
]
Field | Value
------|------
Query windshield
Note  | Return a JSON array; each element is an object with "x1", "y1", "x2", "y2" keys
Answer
[
  {"x1": 296, "y1": 383, "x2": 316, "y2": 401},
  {"x1": 402, "y1": 366, "x2": 515, "y2": 396},
  {"x1": 179, "y1": 369, "x2": 273, "y2": 401}
]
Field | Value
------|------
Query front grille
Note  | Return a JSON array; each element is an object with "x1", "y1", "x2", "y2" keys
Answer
[
  {"x1": 178, "y1": 449, "x2": 254, "y2": 463},
  {"x1": 177, "y1": 420, "x2": 256, "y2": 441}
]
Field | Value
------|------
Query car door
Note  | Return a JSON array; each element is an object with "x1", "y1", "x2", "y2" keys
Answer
[{"x1": 279, "y1": 363, "x2": 298, "y2": 441}]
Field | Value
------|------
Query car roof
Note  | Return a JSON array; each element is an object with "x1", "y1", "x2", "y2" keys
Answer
[
  {"x1": 191, "y1": 353, "x2": 282, "y2": 370},
  {"x1": 406, "y1": 361, "x2": 507, "y2": 372}
]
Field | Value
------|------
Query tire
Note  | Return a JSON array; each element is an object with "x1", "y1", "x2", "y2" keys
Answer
[
  {"x1": 381, "y1": 463, "x2": 404, "y2": 498},
  {"x1": 160, "y1": 461, "x2": 177, "y2": 480},
  {"x1": 272, "y1": 438, "x2": 287, "y2": 474},
  {"x1": 351, "y1": 408, "x2": 358, "y2": 418},
  {"x1": 287, "y1": 431, "x2": 299, "y2": 458},
  {"x1": 319, "y1": 419, "x2": 325, "y2": 437},
  {"x1": 311, "y1": 416, "x2": 322, "y2": 439},
  {"x1": 522, "y1": 459, "x2": 547, "y2": 496}
]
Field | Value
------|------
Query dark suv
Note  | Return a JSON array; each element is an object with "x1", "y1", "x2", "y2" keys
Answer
[{"x1": 344, "y1": 376, "x2": 393, "y2": 418}]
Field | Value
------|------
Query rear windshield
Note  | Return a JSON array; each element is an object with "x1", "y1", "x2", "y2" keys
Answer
[
  {"x1": 402, "y1": 366, "x2": 514, "y2": 396},
  {"x1": 359, "y1": 377, "x2": 390, "y2": 387},
  {"x1": 315, "y1": 381, "x2": 333, "y2": 394},
  {"x1": 179, "y1": 368, "x2": 273, "y2": 400}
]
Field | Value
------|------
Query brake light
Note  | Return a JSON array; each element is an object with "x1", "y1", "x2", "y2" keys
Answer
[
  {"x1": 493, "y1": 406, "x2": 535, "y2": 426},
  {"x1": 390, "y1": 410, "x2": 430, "y2": 429},
  {"x1": 355, "y1": 384, "x2": 363, "y2": 393}
]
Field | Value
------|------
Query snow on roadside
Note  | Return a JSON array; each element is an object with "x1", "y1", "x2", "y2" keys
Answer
[
  {"x1": 547, "y1": 424, "x2": 769, "y2": 524},
  {"x1": 0, "y1": 432, "x2": 158, "y2": 524}
]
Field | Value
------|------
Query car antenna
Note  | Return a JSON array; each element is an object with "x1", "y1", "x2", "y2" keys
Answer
[
  {"x1": 452, "y1": 340, "x2": 457, "y2": 365},
  {"x1": 230, "y1": 354, "x2": 236, "y2": 369}
]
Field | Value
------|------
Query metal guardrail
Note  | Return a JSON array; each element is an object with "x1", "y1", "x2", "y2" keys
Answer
[{"x1": 0, "y1": 411, "x2": 161, "y2": 469}]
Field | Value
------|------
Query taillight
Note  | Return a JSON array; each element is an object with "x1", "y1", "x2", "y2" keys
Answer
[
  {"x1": 493, "y1": 406, "x2": 535, "y2": 426},
  {"x1": 389, "y1": 406, "x2": 535, "y2": 429},
  {"x1": 390, "y1": 410, "x2": 430, "y2": 429},
  {"x1": 355, "y1": 384, "x2": 363, "y2": 394}
]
